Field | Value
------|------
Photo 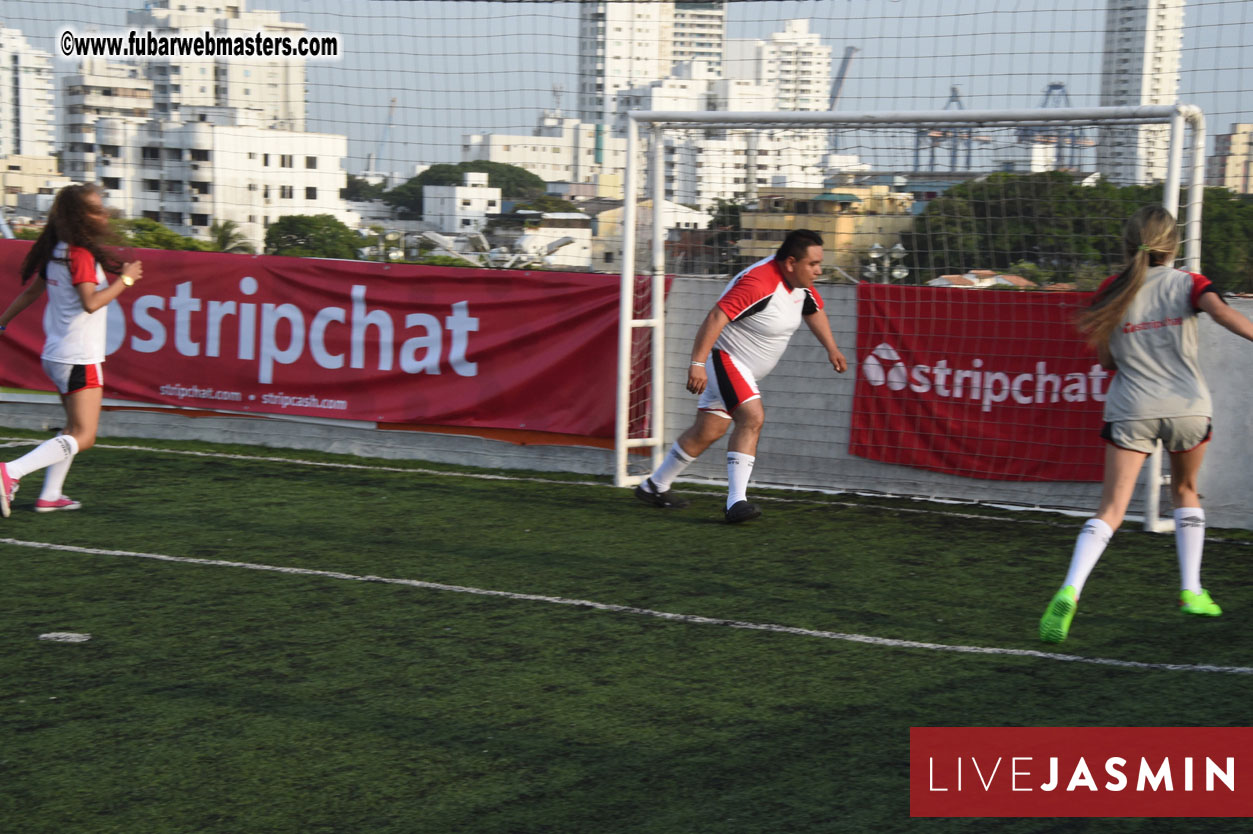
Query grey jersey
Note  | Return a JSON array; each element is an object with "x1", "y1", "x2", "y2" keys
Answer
[{"x1": 1103, "y1": 265, "x2": 1217, "y2": 422}]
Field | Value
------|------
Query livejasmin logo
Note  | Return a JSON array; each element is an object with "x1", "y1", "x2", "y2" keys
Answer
[
  {"x1": 910, "y1": 727, "x2": 1253, "y2": 818},
  {"x1": 860, "y1": 342, "x2": 1110, "y2": 413},
  {"x1": 928, "y1": 754, "x2": 1235, "y2": 793}
]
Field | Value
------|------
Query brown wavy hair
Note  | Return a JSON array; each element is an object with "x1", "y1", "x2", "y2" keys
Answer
[
  {"x1": 19, "y1": 183, "x2": 123, "y2": 284},
  {"x1": 1077, "y1": 205, "x2": 1180, "y2": 349}
]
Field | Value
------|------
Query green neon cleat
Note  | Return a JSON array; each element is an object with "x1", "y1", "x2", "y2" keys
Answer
[
  {"x1": 1039, "y1": 585, "x2": 1078, "y2": 643},
  {"x1": 1179, "y1": 589, "x2": 1222, "y2": 617}
]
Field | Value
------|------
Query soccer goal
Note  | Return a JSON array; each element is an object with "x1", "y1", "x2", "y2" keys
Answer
[{"x1": 616, "y1": 105, "x2": 1207, "y2": 532}]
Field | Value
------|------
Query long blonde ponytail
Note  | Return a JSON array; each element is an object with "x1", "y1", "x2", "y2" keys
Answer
[{"x1": 1077, "y1": 205, "x2": 1180, "y2": 349}]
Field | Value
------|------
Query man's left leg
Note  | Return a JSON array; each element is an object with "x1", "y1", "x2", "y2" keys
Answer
[{"x1": 725, "y1": 399, "x2": 764, "y2": 523}]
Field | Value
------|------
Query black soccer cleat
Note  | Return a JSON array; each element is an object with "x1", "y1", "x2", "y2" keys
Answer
[
  {"x1": 634, "y1": 478, "x2": 689, "y2": 509},
  {"x1": 724, "y1": 500, "x2": 762, "y2": 524}
]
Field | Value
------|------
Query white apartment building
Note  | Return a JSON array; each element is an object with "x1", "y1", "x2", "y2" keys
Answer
[
  {"x1": 1096, "y1": 0, "x2": 1184, "y2": 185},
  {"x1": 126, "y1": 0, "x2": 308, "y2": 130},
  {"x1": 0, "y1": 25, "x2": 56, "y2": 159},
  {"x1": 672, "y1": 2, "x2": 727, "y2": 74},
  {"x1": 92, "y1": 106, "x2": 354, "y2": 250},
  {"x1": 615, "y1": 62, "x2": 827, "y2": 210},
  {"x1": 422, "y1": 173, "x2": 502, "y2": 234},
  {"x1": 1207, "y1": 123, "x2": 1253, "y2": 194},
  {"x1": 577, "y1": 1, "x2": 727, "y2": 126},
  {"x1": 724, "y1": 19, "x2": 833, "y2": 112},
  {"x1": 62, "y1": 59, "x2": 155, "y2": 180},
  {"x1": 463, "y1": 110, "x2": 629, "y2": 190}
]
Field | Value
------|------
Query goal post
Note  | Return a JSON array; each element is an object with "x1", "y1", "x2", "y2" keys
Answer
[{"x1": 617, "y1": 104, "x2": 1207, "y2": 531}]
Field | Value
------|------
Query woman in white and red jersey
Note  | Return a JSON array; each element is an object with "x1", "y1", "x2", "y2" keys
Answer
[
  {"x1": 1039, "y1": 205, "x2": 1253, "y2": 643},
  {"x1": 0, "y1": 184, "x2": 143, "y2": 518}
]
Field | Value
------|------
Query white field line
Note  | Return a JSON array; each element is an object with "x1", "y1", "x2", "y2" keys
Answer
[
  {"x1": 2, "y1": 536, "x2": 1250, "y2": 676},
  {"x1": 0, "y1": 436, "x2": 1116, "y2": 532}
]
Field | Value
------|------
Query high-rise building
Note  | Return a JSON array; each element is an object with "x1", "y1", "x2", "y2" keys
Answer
[
  {"x1": 577, "y1": 1, "x2": 726, "y2": 126},
  {"x1": 62, "y1": 59, "x2": 155, "y2": 180},
  {"x1": 672, "y1": 2, "x2": 727, "y2": 73},
  {"x1": 1096, "y1": 0, "x2": 1185, "y2": 185},
  {"x1": 126, "y1": 0, "x2": 307, "y2": 130},
  {"x1": 724, "y1": 19, "x2": 833, "y2": 112},
  {"x1": 1207, "y1": 123, "x2": 1253, "y2": 194},
  {"x1": 0, "y1": 25, "x2": 56, "y2": 159}
]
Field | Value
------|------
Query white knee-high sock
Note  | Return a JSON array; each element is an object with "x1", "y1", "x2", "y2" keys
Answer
[
  {"x1": 726, "y1": 451, "x2": 755, "y2": 509},
  {"x1": 1174, "y1": 507, "x2": 1206, "y2": 594},
  {"x1": 647, "y1": 441, "x2": 696, "y2": 492},
  {"x1": 40, "y1": 437, "x2": 75, "y2": 502},
  {"x1": 1062, "y1": 518, "x2": 1113, "y2": 597},
  {"x1": 6, "y1": 434, "x2": 79, "y2": 481}
]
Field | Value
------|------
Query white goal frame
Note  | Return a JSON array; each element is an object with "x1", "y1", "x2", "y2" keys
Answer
[{"x1": 616, "y1": 104, "x2": 1206, "y2": 532}]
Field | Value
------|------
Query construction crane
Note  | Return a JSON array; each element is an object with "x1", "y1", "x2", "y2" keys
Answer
[
  {"x1": 1016, "y1": 82, "x2": 1095, "y2": 170},
  {"x1": 827, "y1": 46, "x2": 859, "y2": 153},
  {"x1": 914, "y1": 86, "x2": 993, "y2": 171},
  {"x1": 364, "y1": 97, "x2": 398, "y2": 183}
]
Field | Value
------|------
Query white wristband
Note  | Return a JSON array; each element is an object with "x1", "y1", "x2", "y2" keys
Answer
[{"x1": 690, "y1": 361, "x2": 705, "y2": 367}]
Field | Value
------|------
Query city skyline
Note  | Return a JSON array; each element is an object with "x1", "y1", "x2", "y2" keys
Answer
[{"x1": 3, "y1": 0, "x2": 1251, "y2": 178}]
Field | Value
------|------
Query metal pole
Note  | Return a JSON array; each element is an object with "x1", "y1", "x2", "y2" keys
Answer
[
  {"x1": 1143, "y1": 110, "x2": 1189, "y2": 533},
  {"x1": 1185, "y1": 111, "x2": 1206, "y2": 272},
  {"x1": 615, "y1": 118, "x2": 639, "y2": 488},
  {"x1": 650, "y1": 126, "x2": 667, "y2": 472}
]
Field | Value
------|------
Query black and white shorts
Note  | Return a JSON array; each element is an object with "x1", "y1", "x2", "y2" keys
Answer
[{"x1": 41, "y1": 359, "x2": 104, "y2": 395}]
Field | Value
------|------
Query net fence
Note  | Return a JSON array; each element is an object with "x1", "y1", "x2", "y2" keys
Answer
[{"x1": 0, "y1": 0, "x2": 1249, "y2": 278}]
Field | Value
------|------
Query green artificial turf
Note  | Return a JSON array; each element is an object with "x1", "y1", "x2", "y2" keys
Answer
[{"x1": 2, "y1": 430, "x2": 1250, "y2": 834}]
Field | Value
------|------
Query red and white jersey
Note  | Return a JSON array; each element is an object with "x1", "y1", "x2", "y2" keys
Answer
[
  {"x1": 41, "y1": 242, "x2": 108, "y2": 365},
  {"x1": 712, "y1": 255, "x2": 822, "y2": 379}
]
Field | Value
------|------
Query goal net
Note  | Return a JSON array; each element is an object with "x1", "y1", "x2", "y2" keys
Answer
[{"x1": 618, "y1": 105, "x2": 1206, "y2": 530}]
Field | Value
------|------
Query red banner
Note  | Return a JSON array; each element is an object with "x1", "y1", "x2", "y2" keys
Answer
[
  {"x1": 912, "y1": 727, "x2": 1253, "y2": 817},
  {"x1": 851, "y1": 284, "x2": 1106, "y2": 481},
  {"x1": 0, "y1": 241, "x2": 627, "y2": 437}
]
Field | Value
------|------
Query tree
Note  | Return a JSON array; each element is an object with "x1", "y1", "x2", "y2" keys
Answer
[
  {"x1": 208, "y1": 219, "x2": 255, "y2": 254},
  {"x1": 265, "y1": 214, "x2": 360, "y2": 259},
  {"x1": 383, "y1": 160, "x2": 547, "y2": 216},
  {"x1": 513, "y1": 195, "x2": 577, "y2": 213},
  {"x1": 1199, "y1": 188, "x2": 1253, "y2": 292},
  {"x1": 118, "y1": 217, "x2": 212, "y2": 251},
  {"x1": 343, "y1": 174, "x2": 386, "y2": 202},
  {"x1": 704, "y1": 197, "x2": 748, "y2": 276},
  {"x1": 895, "y1": 172, "x2": 1253, "y2": 287}
]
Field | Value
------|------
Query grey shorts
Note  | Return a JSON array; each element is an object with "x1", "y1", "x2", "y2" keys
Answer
[{"x1": 1101, "y1": 416, "x2": 1212, "y2": 455}]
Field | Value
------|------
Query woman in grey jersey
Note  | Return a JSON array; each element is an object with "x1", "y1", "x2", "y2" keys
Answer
[{"x1": 1039, "y1": 205, "x2": 1253, "y2": 643}]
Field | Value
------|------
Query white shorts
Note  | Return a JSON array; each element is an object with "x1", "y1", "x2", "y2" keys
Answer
[
  {"x1": 697, "y1": 349, "x2": 761, "y2": 419},
  {"x1": 1101, "y1": 416, "x2": 1211, "y2": 455},
  {"x1": 42, "y1": 359, "x2": 104, "y2": 395}
]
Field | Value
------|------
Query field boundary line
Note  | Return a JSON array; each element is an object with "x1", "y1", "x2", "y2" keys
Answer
[
  {"x1": 5, "y1": 435, "x2": 1252, "y2": 541},
  {"x1": 0, "y1": 436, "x2": 1131, "y2": 533},
  {"x1": 3, "y1": 535, "x2": 1250, "y2": 676}
]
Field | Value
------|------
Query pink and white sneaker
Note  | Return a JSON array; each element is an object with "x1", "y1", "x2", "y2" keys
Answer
[
  {"x1": 0, "y1": 462, "x2": 18, "y2": 519},
  {"x1": 34, "y1": 496, "x2": 81, "y2": 513}
]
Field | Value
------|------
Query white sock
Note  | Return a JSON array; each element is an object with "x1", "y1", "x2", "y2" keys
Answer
[
  {"x1": 647, "y1": 441, "x2": 696, "y2": 493},
  {"x1": 1174, "y1": 507, "x2": 1206, "y2": 594},
  {"x1": 1062, "y1": 518, "x2": 1113, "y2": 597},
  {"x1": 726, "y1": 451, "x2": 755, "y2": 510},
  {"x1": 40, "y1": 438, "x2": 75, "y2": 502},
  {"x1": 6, "y1": 434, "x2": 79, "y2": 481}
]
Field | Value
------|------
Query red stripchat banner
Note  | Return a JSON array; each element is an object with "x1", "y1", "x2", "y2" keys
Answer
[
  {"x1": 911, "y1": 727, "x2": 1253, "y2": 817},
  {"x1": 0, "y1": 241, "x2": 635, "y2": 437},
  {"x1": 851, "y1": 283, "x2": 1106, "y2": 481}
]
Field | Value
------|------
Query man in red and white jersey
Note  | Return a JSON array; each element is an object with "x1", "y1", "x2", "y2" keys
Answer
[{"x1": 635, "y1": 229, "x2": 848, "y2": 522}]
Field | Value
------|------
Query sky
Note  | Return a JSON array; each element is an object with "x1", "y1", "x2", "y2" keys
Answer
[{"x1": 4, "y1": 0, "x2": 1251, "y2": 176}]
